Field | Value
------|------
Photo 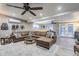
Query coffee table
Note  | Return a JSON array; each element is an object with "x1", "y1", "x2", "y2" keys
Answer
[{"x1": 24, "y1": 36, "x2": 36, "y2": 44}]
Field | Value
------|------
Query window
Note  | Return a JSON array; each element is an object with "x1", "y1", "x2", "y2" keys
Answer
[{"x1": 33, "y1": 23, "x2": 40, "y2": 29}]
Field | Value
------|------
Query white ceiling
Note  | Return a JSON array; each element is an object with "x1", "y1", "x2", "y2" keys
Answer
[{"x1": 0, "y1": 3, "x2": 79, "y2": 22}]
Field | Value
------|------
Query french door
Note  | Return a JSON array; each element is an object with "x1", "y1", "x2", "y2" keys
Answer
[{"x1": 59, "y1": 24, "x2": 74, "y2": 37}]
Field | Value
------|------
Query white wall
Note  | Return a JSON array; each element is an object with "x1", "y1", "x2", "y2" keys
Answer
[
  {"x1": 53, "y1": 24, "x2": 59, "y2": 36},
  {"x1": 0, "y1": 15, "x2": 33, "y2": 38},
  {"x1": 21, "y1": 22, "x2": 33, "y2": 31},
  {"x1": 32, "y1": 23, "x2": 59, "y2": 35},
  {"x1": 36, "y1": 23, "x2": 54, "y2": 31}
]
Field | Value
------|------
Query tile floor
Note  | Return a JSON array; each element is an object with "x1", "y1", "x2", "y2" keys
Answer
[{"x1": 0, "y1": 37, "x2": 76, "y2": 56}]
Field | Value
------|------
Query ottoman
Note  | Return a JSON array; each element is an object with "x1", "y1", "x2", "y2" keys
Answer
[{"x1": 36, "y1": 37, "x2": 55, "y2": 49}]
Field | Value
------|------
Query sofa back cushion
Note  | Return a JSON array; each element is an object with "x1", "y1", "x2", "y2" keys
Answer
[
  {"x1": 40, "y1": 32, "x2": 46, "y2": 36},
  {"x1": 21, "y1": 32, "x2": 27, "y2": 36}
]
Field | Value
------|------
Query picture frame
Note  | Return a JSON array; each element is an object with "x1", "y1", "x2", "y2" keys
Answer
[{"x1": 1, "y1": 23, "x2": 8, "y2": 30}]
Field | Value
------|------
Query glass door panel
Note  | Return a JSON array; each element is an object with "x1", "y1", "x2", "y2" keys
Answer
[{"x1": 59, "y1": 24, "x2": 73, "y2": 37}]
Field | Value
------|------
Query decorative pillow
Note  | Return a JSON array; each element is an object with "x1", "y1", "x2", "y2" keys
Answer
[
  {"x1": 46, "y1": 31, "x2": 51, "y2": 38},
  {"x1": 50, "y1": 33, "x2": 54, "y2": 38},
  {"x1": 17, "y1": 32, "x2": 21, "y2": 38},
  {"x1": 14, "y1": 33, "x2": 18, "y2": 38}
]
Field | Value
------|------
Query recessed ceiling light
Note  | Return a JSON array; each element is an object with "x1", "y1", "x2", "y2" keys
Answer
[
  {"x1": 40, "y1": 13, "x2": 43, "y2": 16},
  {"x1": 57, "y1": 6, "x2": 62, "y2": 11}
]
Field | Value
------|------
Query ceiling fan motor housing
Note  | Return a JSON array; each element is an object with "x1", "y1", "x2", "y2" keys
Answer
[{"x1": 24, "y1": 5, "x2": 30, "y2": 11}]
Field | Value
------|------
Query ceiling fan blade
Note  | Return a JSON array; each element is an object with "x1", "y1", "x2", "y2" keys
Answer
[
  {"x1": 21, "y1": 11, "x2": 26, "y2": 15},
  {"x1": 29, "y1": 10, "x2": 36, "y2": 16},
  {"x1": 7, "y1": 4, "x2": 24, "y2": 9},
  {"x1": 30, "y1": 7, "x2": 43, "y2": 10}
]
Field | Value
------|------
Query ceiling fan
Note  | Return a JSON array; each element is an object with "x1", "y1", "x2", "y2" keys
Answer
[{"x1": 6, "y1": 3, "x2": 43, "y2": 16}]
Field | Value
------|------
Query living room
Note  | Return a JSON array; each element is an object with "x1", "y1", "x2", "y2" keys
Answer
[{"x1": 0, "y1": 3, "x2": 79, "y2": 56}]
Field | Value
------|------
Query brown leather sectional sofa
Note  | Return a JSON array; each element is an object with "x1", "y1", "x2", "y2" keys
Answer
[{"x1": 0, "y1": 31, "x2": 57, "y2": 49}]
